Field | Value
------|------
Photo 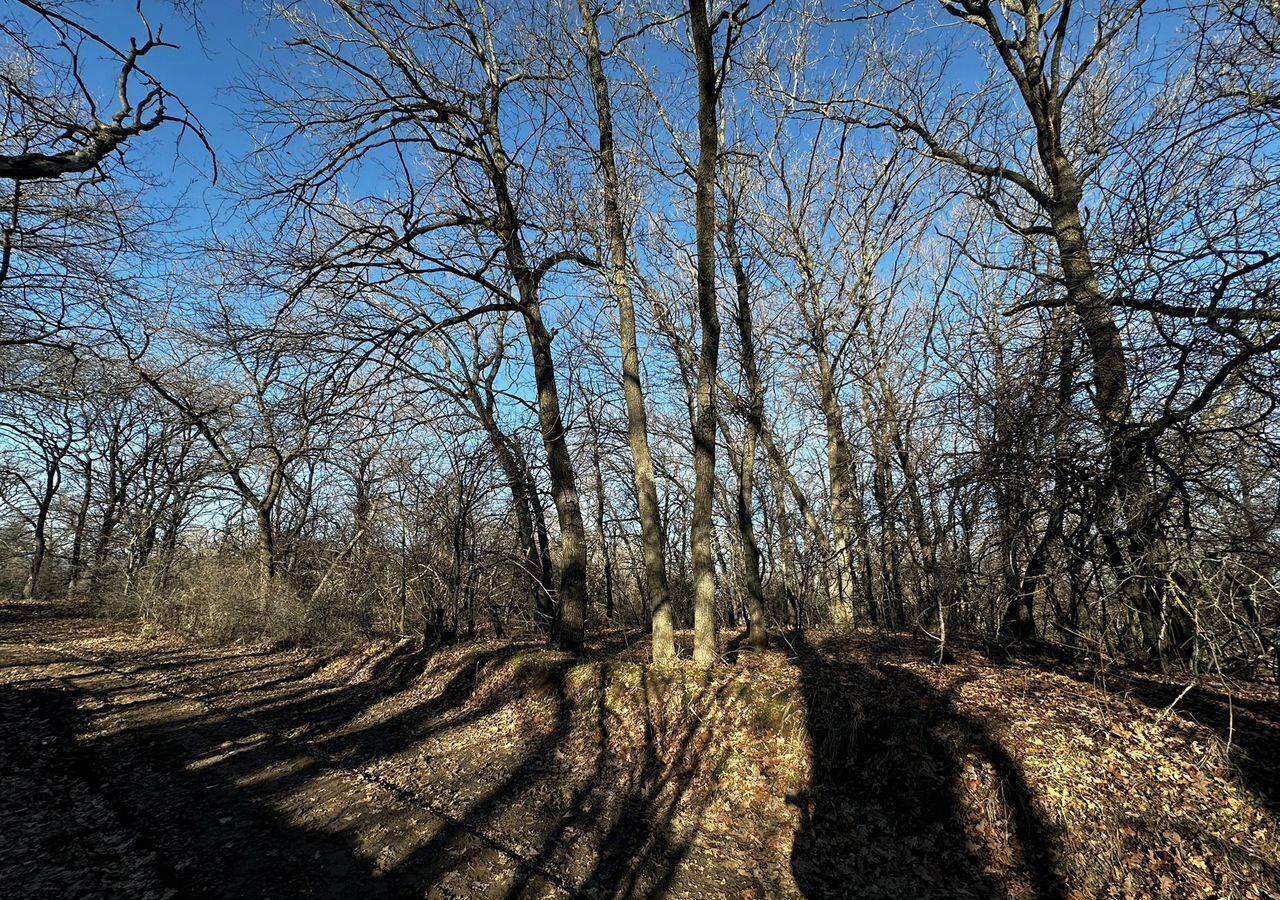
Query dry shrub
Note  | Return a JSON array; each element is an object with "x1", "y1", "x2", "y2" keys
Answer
[
  {"x1": 99, "y1": 553, "x2": 384, "y2": 646},
  {"x1": 102, "y1": 555, "x2": 294, "y2": 644}
]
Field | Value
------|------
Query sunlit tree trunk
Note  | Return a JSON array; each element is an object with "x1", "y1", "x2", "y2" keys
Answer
[{"x1": 578, "y1": 0, "x2": 675, "y2": 661}]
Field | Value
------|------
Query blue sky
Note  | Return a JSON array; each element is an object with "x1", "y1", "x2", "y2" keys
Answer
[
  {"x1": 24, "y1": 2, "x2": 289, "y2": 234},
  {"x1": 10, "y1": 0, "x2": 1198, "y2": 313},
  {"x1": 9, "y1": 1, "x2": 1141, "y2": 214},
  {"x1": 20, "y1": 0, "x2": 1194, "y2": 191}
]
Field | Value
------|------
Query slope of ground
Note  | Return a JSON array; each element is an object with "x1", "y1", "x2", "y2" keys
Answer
[{"x1": 1, "y1": 600, "x2": 1276, "y2": 899}]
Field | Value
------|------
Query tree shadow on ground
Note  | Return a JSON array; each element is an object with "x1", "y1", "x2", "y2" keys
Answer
[
  {"x1": 6, "y1": 611, "x2": 1093, "y2": 899},
  {"x1": 6, "y1": 637, "x2": 731, "y2": 899},
  {"x1": 316, "y1": 656, "x2": 732, "y2": 899},
  {"x1": 1, "y1": 685, "x2": 171, "y2": 899},
  {"x1": 788, "y1": 633, "x2": 1066, "y2": 900},
  {"x1": 946, "y1": 632, "x2": 1280, "y2": 820},
  {"x1": 508, "y1": 665, "x2": 734, "y2": 900}
]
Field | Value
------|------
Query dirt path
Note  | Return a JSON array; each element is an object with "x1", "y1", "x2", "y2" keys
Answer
[
  {"x1": 0, "y1": 603, "x2": 614, "y2": 900},
  {"x1": 5, "y1": 602, "x2": 1279, "y2": 900}
]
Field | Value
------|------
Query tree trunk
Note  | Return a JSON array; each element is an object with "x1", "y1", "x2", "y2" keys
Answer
[
  {"x1": 66, "y1": 456, "x2": 93, "y2": 599},
  {"x1": 767, "y1": 454, "x2": 801, "y2": 628},
  {"x1": 814, "y1": 347, "x2": 859, "y2": 625},
  {"x1": 517, "y1": 442, "x2": 557, "y2": 615},
  {"x1": 485, "y1": 415, "x2": 553, "y2": 627},
  {"x1": 521, "y1": 299, "x2": 590, "y2": 651},
  {"x1": 1044, "y1": 156, "x2": 1187, "y2": 660},
  {"x1": 586, "y1": 399, "x2": 617, "y2": 621},
  {"x1": 578, "y1": 0, "x2": 675, "y2": 661},
  {"x1": 24, "y1": 461, "x2": 61, "y2": 600},
  {"x1": 254, "y1": 504, "x2": 276, "y2": 612},
  {"x1": 862, "y1": 385, "x2": 908, "y2": 627},
  {"x1": 724, "y1": 184, "x2": 767, "y2": 650},
  {"x1": 759, "y1": 420, "x2": 833, "y2": 600},
  {"x1": 477, "y1": 79, "x2": 591, "y2": 650},
  {"x1": 89, "y1": 448, "x2": 123, "y2": 598},
  {"x1": 689, "y1": 0, "x2": 722, "y2": 666}
]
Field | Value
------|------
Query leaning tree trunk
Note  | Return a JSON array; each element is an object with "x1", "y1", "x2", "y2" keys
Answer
[
  {"x1": 1044, "y1": 155, "x2": 1188, "y2": 661},
  {"x1": 516, "y1": 442, "x2": 557, "y2": 613},
  {"x1": 481, "y1": 408, "x2": 553, "y2": 628},
  {"x1": 759, "y1": 419, "x2": 834, "y2": 603},
  {"x1": 24, "y1": 465, "x2": 59, "y2": 599},
  {"x1": 520, "y1": 296, "x2": 590, "y2": 652},
  {"x1": 483, "y1": 106, "x2": 591, "y2": 651}
]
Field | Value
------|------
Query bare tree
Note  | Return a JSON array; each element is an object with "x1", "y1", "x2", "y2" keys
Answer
[
  {"x1": 0, "y1": 355, "x2": 75, "y2": 596},
  {"x1": 574, "y1": 0, "x2": 676, "y2": 661},
  {"x1": 0, "y1": 1, "x2": 205, "y2": 181},
  {"x1": 257, "y1": 0, "x2": 594, "y2": 649},
  {"x1": 721, "y1": 161, "x2": 767, "y2": 649}
]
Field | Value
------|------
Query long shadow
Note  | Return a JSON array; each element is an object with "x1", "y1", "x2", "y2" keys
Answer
[
  {"x1": 1, "y1": 684, "x2": 168, "y2": 899},
  {"x1": 6, "y1": 635, "x2": 711, "y2": 899},
  {"x1": 379, "y1": 658, "x2": 730, "y2": 899},
  {"x1": 501, "y1": 664, "x2": 734, "y2": 900},
  {"x1": 120, "y1": 638, "x2": 479, "y2": 758},
  {"x1": 378, "y1": 656, "x2": 589, "y2": 896},
  {"x1": 789, "y1": 633, "x2": 1066, "y2": 900},
  {"x1": 927, "y1": 633, "x2": 1280, "y2": 819},
  {"x1": 2, "y1": 631, "x2": 557, "y2": 896},
  {"x1": 5, "y1": 619, "x2": 1074, "y2": 900},
  {"x1": 0, "y1": 600, "x2": 92, "y2": 626},
  {"x1": 1, "y1": 681, "x2": 400, "y2": 899},
  {"x1": 576, "y1": 669, "x2": 734, "y2": 900},
  {"x1": 101, "y1": 644, "x2": 535, "y2": 802}
]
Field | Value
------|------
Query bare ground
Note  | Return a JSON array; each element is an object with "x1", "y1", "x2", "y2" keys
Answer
[{"x1": 1, "y1": 600, "x2": 1277, "y2": 900}]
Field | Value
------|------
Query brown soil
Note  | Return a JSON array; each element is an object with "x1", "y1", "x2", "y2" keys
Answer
[{"x1": 1, "y1": 600, "x2": 1277, "y2": 899}]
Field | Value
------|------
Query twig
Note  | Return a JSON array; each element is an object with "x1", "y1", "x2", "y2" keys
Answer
[{"x1": 1155, "y1": 682, "x2": 1195, "y2": 722}]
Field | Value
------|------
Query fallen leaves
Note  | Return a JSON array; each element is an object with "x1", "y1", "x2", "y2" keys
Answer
[{"x1": 3, "y1": 606, "x2": 1278, "y2": 900}]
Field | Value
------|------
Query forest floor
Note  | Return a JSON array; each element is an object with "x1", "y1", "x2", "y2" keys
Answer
[{"x1": 1, "y1": 599, "x2": 1278, "y2": 900}]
